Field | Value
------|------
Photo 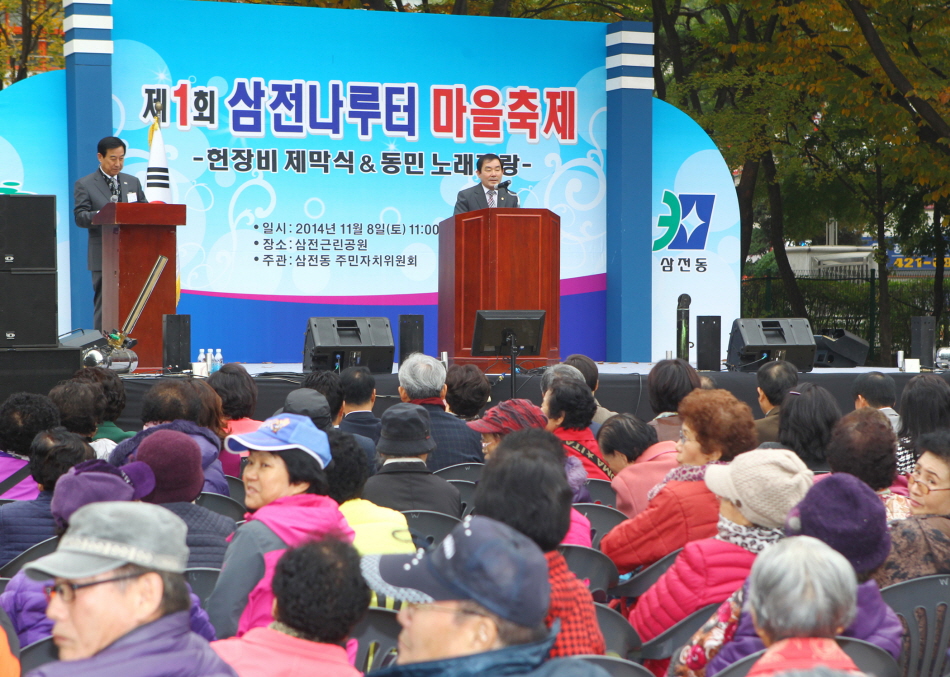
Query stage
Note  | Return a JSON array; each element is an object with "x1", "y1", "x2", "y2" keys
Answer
[{"x1": 114, "y1": 362, "x2": 921, "y2": 432}]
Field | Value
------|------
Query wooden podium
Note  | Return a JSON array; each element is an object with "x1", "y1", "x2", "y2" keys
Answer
[
  {"x1": 438, "y1": 208, "x2": 560, "y2": 371},
  {"x1": 92, "y1": 203, "x2": 186, "y2": 372}
]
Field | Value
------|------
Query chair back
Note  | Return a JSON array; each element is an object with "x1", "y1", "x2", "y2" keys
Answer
[
  {"x1": 572, "y1": 654, "x2": 653, "y2": 676},
  {"x1": 0, "y1": 536, "x2": 59, "y2": 578},
  {"x1": 881, "y1": 575, "x2": 950, "y2": 677},
  {"x1": 0, "y1": 578, "x2": 8, "y2": 594},
  {"x1": 573, "y1": 503, "x2": 627, "y2": 549},
  {"x1": 636, "y1": 602, "x2": 720, "y2": 661},
  {"x1": 195, "y1": 492, "x2": 247, "y2": 522},
  {"x1": 836, "y1": 636, "x2": 901, "y2": 677},
  {"x1": 595, "y1": 602, "x2": 642, "y2": 660},
  {"x1": 401, "y1": 510, "x2": 461, "y2": 549},
  {"x1": 184, "y1": 568, "x2": 221, "y2": 609},
  {"x1": 433, "y1": 463, "x2": 484, "y2": 482},
  {"x1": 559, "y1": 545, "x2": 619, "y2": 603},
  {"x1": 0, "y1": 499, "x2": 14, "y2": 507},
  {"x1": 224, "y1": 475, "x2": 246, "y2": 507},
  {"x1": 447, "y1": 479, "x2": 476, "y2": 517},
  {"x1": 19, "y1": 636, "x2": 58, "y2": 673},
  {"x1": 609, "y1": 548, "x2": 683, "y2": 599},
  {"x1": 351, "y1": 607, "x2": 401, "y2": 673},
  {"x1": 712, "y1": 649, "x2": 765, "y2": 677},
  {"x1": 585, "y1": 479, "x2": 617, "y2": 507}
]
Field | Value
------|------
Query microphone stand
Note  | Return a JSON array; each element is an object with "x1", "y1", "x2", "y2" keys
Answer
[{"x1": 677, "y1": 294, "x2": 691, "y2": 361}]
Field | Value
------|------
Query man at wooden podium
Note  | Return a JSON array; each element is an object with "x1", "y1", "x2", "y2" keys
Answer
[
  {"x1": 74, "y1": 136, "x2": 146, "y2": 330},
  {"x1": 453, "y1": 154, "x2": 519, "y2": 215}
]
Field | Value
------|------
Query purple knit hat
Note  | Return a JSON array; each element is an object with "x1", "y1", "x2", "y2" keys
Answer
[
  {"x1": 136, "y1": 429, "x2": 205, "y2": 504},
  {"x1": 51, "y1": 459, "x2": 155, "y2": 529},
  {"x1": 785, "y1": 473, "x2": 891, "y2": 574}
]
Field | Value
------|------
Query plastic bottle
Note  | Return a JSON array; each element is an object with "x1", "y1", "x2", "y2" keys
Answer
[
  {"x1": 213, "y1": 349, "x2": 224, "y2": 373},
  {"x1": 197, "y1": 348, "x2": 205, "y2": 365},
  {"x1": 206, "y1": 348, "x2": 214, "y2": 373}
]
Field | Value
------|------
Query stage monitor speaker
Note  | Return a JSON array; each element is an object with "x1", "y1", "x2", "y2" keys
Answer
[
  {"x1": 163, "y1": 314, "x2": 191, "y2": 373},
  {"x1": 399, "y1": 315, "x2": 424, "y2": 367},
  {"x1": 0, "y1": 346, "x2": 82, "y2": 403},
  {"x1": 0, "y1": 194, "x2": 56, "y2": 271},
  {"x1": 0, "y1": 271, "x2": 57, "y2": 347},
  {"x1": 911, "y1": 316, "x2": 936, "y2": 369},
  {"x1": 726, "y1": 318, "x2": 816, "y2": 373},
  {"x1": 813, "y1": 328, "x2": 869, "y2": 368},
  {"x1": 303, "y1": 317, "x2": 394, "y2": 374},
  {"x1": 696, "y1": 316, "x2": 721, "y2": 371}
]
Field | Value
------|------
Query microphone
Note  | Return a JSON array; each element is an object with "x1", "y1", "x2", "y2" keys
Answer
[
  {"x1": 497, "y1": 180, "x2": 512, "y2": 191},
  {"x1": 110, "y1": 195, "x2": 119, "y2": 203}
]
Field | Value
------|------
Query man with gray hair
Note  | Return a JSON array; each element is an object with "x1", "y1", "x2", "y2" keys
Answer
[
  {"x1": 397, "y1": 353, "x2": 482, "y2": 471},
  {"x1": 23, "y1": 502, "x2": 236, "y2": 677},
  {"x1": 745, "y1": 536, "x2": 859, "y2": 677}
]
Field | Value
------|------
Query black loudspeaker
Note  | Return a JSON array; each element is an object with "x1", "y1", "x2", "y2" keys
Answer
[
  {"x1": 0, "y1": 271, "x2": 57, "y2": 347},
  {"x1": 813, "y1": 328, "x2": 869, "y2": 368},
  {"x1": 726, "y1": 318, "x2": 816, "y2": 373},
  {"x1": 0, "y1": 194, "x2": 56, "y2": 270},
  {"x1": 303, "y1": 317, "x2": 394, "y2": 374},
  {"x1": 399, "y1": 314, "x2": 424, "y2": 366},
  {"x1": 911, "y1": 316, "x2": 936, "y2": 369},
  {"x1": 0, "y1": 347, "x2": 82, "y2": 403},
  {"x1": 163, "y1": 314, "x2": 191, "y2": 373},
  {"x1": 696, "y1": 316, "x2": 721, "y2": 371}
]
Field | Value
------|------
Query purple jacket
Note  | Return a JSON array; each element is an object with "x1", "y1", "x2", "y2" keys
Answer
[
  {"x1": 1, "y1": 570, "x2": 218, "y2": 647},
  {"x1": 707, "y1": 579, "x2": 903, "y2": 676},
  {"x1": 25, "y1": 610, "x2": 235, "y2": 677},
  {"x1": 109, "y1": 420, "x2": 228, "y2": 496},
  {"x1": 0, "y1": 452, "x2": 38, "y2": 500}
]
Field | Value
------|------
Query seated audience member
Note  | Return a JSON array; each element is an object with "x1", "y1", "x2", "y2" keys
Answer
[
  {"x1": 0, "y1": 428, "x2": 94, "y2": 567},
  {"x1": 697, "y1": 474, "x2": 901, "y2": 677},
  {"x1": 324, "y1": 429, "x2": 413, "y2": 555},
  {"x1": 645, "y1": 359, "x2": 701, "y2": 443},
  {"x1": 896, "y1": 374, "x2": 950, "y2": 475},
  {"x1": 564, "y1": 354, "x2": 618, "y2": 425},
  {"x1": 540, "y1": 363, "x2": 601, "y2": 436},
  {"x1": 360, "y1": 516, "x2": 609, "y2": 677},
  {"x1": 598, "y1": 413, "x2": 675, "y2": 518},
  {"x1": 207, "y1": 415, "x2": 353, "y2": 639},
  {"x1": 340, "y1": 366, "x2": 382, "y2": 443},
  {"x1": 398, "y1": 353, "x2": 483, "y2": 470},
  {"x1": 301, "y1": 371, "x2": 378, "y2": 473},
  {"x1": 208, "y1": 363, "x2": 262, "y2": 477},
  {"x1": 444, "y1": 364, "x2": 492, "y2": 420},
  {"x1": 361, "y1": 403, "x2": 462, "y2": 517},
  {"x1": 0, "y1": 609, "x2": 16, "y2": 676},
  {"x1": 22, "y1": 501, "x2": 234, "y2": 677},
  {"x1": 137, "y1": 430, "x2": 236, "y2": 568},
  {"x1": 0, "y1": 460, "x2": 218, "y2": 648},
  {"x1": 853, "y1": 371, "x2": 900, "y2": 433},
  {"x1": 873, "y1": 430, "x2": 950, "y2": 588},
  {"x1": 825, "y1": 408, "x2": 909, "y2": 519},
  {"x1": 212, "y1": 540, "x2": 368, "y2": 677},
  {"x1": 543, "y1": 377, "x2": 611, "y2": 481},
  {"x1": 48, "y1": 379, "x2": 115, "y2": 459},
  {"x1": 632, "y1": 449, "x2": 812, "y2": 676},
  {"x1": 110, "y1": 379, "x2": 229, "y2": 496},
  {"x1": 778, "y1": 382, "x2": 841, "y2": 472},
  {"x1": 474, "y1": 442, "x2": 606, "y2": 657},
  {"x1": 753, "y1": 360, "x2": 797, "y2": 444},
  {"x1": 744, "y1": 537, "x2": 860, "y2": 677},
  {"x1": 0, "y1": 393, "x2": 60, "y2": 500},
  {"x1": 699, "y1": 376, "x2": 717, "y2": 390},
  {"x1": 72, "y1": 366, "x2": 136, "y2": 442},
  {"x1": 601, "y1": 389, "x2": 756, "y2": 574}
]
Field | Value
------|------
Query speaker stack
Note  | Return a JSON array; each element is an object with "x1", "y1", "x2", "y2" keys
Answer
[
  {"x1": 303, "y1": 317, "x2": 395, "y2": 374},
  {"x1": 726, "y1": 318, "x2": 817, "y2": 372}
]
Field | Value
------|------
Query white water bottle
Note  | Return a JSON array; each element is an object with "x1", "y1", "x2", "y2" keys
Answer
[
  {"x1": 213, "y1": 349, "x2": 224, "y2": 373},
  {"x1": 197, "y1": 348, "x2": 205, "y2": 365},
  {"x1": 206, "y1": 348, "x2": 214, "y2": 373}
]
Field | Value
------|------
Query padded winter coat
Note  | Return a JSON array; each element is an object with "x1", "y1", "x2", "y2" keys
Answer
[{"x1": 0, "y1": 491, "x2": 56, "y2": 567}]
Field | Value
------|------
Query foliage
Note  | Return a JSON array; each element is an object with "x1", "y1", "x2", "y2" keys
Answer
[{"x1": 0, "y1": 0, "x2": 63, "y2": 89}]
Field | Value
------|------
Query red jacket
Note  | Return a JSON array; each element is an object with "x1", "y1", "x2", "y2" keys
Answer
[
  {"x1": 747, "y1": 638, "x2": 860, "y2": 677},
  {"x1": 599, "y1": 480, "x2": 719, "y2": 574},
  {"x1": 630, "y1": 537, "x2": 756, "y2": 642},
  {"x1": 553, "y1": 427, "x2": 611, "y2": 481}
]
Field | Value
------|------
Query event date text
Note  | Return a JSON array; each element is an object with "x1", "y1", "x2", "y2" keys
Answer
[{"x1": 257, "y1": 222, "x2": 438, "y2": 236}]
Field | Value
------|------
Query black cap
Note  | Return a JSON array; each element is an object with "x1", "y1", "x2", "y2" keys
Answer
[{"x1": 377, "y1": 403, "x2": 437, "y2": 457}]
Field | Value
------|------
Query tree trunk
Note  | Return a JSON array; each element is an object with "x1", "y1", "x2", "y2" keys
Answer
[
  {"x1": 934, "y1": 200, "x2": 945, "y2": 324},
  {"x1": 489, "y1": 0, "x2": 510, "y2": 17},
  {"x1": 737, "y1": 158, "x2": 759, "y2": 275},
  {"x1": 761, "y1": 151, "x2": 808, "y2": 318},
  {"x1": 16, "y1": 0, "x2": 32, "y2": 82},
  {"x1": 451, "y1": 0, "x2": 468, "y2": 14},
  {"x1": 874, "y1": 170, "x2": 893, "y2": 366}
]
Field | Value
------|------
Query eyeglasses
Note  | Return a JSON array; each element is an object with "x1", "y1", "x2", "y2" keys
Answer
[
  {"x1": 678, "y1": 431, "x2": 696, "y2": 444},
  {"x1": 908, "y1": 469, "x2": 950, "y2": 496},
  {"x1": 44, "y1": 572, "x2": 145, "y2": 604},
  {"x1": 403, "y1": 602, "x2": 489, "y2": 619}
]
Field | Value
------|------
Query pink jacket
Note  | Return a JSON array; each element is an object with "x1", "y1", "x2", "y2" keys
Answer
[
  {"x1": 612, "y1": 442, "x2": 679, "y2": 518},
  {"x1": 630, "y1": 537, "x2": 756, "y2": 642},
  {"x1": 562, "y1": 508, "x2": 593, "y2": 548}
]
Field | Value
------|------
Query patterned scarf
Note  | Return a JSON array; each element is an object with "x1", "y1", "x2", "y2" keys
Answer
[
  {"x1": 411, "y1": 397, "x2": 447, "y2": 410},
  {"x1": 715, "y1": 515, "x2": 784, "y2": 554},
  {"x1": 646, "y1": 460, "x2": 727, "y2": 502}
]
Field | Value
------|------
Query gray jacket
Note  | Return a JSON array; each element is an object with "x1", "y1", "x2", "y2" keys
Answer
[
  {"x1": 453, "y1": 183, "x2": 519, "y2": 215},
  {"x1": 74, "y1": 169, "x2": 146, "y2": 271}
]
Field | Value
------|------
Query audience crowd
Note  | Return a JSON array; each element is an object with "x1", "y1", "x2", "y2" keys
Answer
[{"x1": 0, "y1": 356, "x2": 947, "y2": 677}]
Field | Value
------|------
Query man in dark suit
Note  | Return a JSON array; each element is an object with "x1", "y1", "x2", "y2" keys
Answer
[
  {"x1": 74, "y1": 136, "x2": 147, "y2": 330},
  {"x1": 754, "y1": 360, "x2": 798, "y2": 444},
  {"x1": 453, "y1": 153, "x2": 519, "y2": 215},
  {"x1": 340, "y1": 366, "x2": 382, "y2": 444},
  {"x1": 398, "y1": 352, "x2": 483, "y2": 471},
  {"x1": 302, "y1": 370, "x2": 378, "y2": 475},
  {"x1": 362, "y1": 403, "x2": 461, "y2": 517}
]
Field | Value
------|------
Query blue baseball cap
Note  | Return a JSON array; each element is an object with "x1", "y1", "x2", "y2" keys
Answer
[{"x1": 224, "y1": 414, "x2": 331, "y2": 469}]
